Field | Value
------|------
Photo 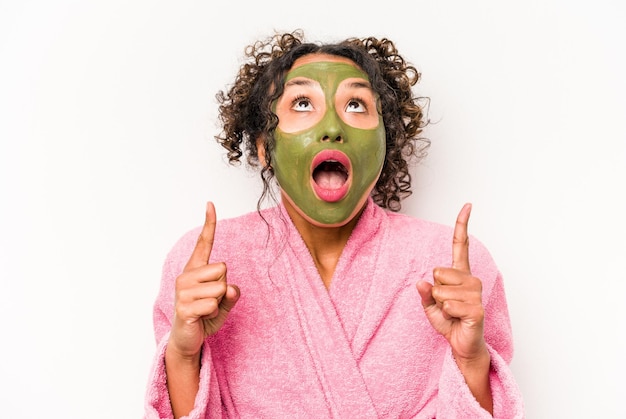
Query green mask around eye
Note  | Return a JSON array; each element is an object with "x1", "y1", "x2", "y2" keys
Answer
[{"x1": 270, "y1": 60, "x2": 386, "y2": 226}]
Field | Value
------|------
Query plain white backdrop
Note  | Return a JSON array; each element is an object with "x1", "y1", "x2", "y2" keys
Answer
[{"x1": 1, "y1": 1, "x2": 624, "y2": 417}]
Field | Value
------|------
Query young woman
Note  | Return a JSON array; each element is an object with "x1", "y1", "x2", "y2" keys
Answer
[{"x1": 145, "y1": 31, "x2": 524, "y2": 418}]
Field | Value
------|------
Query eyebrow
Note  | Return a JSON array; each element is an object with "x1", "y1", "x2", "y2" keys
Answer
[
  {"x1": 284, "y1": 79, "x2": 372, "y2": 90},
  {"x1": 345, "y1": 81, "x2": 373, "y2": 89},
  {"x1": 284, "y1": 79, "x2": 315, "y2": 88}
]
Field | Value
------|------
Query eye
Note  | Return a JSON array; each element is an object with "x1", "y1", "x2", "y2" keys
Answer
[
  {"x1": 345, "y1": 98, "x2": 367, "y2": 113},
  {"x1": 291, "y1": 95, "x2": 314, "y2": 112}
]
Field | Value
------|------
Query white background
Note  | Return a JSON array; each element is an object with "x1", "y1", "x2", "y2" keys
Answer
[{"x1": 1, "y1": 1, "x2": 624, "y2": 418}]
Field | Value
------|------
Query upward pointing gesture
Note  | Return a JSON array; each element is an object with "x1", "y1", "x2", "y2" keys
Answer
[
  {"x1": 166, "y1": 202, "x2": 241, "y2": 418},
  {"x1": 416, "y1": 203, "x2": 493, "y2": 412},
  {"x1": 417, "y1": 204, "x2": 493, "y2": 413},
  {"x1": 416, "y1": 203, "x2": 487, "y2": 362},
  {"x1": 169, "y1": 202, "x2": 240, "y2": 359}
]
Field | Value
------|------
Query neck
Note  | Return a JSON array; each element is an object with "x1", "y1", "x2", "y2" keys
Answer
[{"x1": 282, "y1": 194, "x2": 364, "y2": 289}]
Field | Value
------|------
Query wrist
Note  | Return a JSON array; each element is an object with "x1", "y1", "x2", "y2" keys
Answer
[
  {"x1": 166, "y1": 340, "x2": 202, "y2": 367},
  {"x1": 453, "y1": 345, "x2": 491, "y2": 378},
  {"x1": 453, "y1": 345, "x2": 493, "y2": 414},
  {"x1": 165, "y1": 339, "x2": 202, "y2": 418}
]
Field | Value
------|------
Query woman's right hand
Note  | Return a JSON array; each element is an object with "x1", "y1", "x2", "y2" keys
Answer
[{"x1": 167, "y1": 201, "x2": 240, "y2": 360}]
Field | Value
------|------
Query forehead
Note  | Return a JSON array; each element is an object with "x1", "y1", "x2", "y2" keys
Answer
[
  {"x1": 286, "y1": 53, "x2": 369, "y2": 82},
  {"x1": 291, "y1": 53, "x2": 359, "y2": 69}
]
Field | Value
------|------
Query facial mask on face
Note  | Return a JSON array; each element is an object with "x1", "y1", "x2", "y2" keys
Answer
[{"x1": 271, "y1": 59, "x2": 386, "y2": 226}]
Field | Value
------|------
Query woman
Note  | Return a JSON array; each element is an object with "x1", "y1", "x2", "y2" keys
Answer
[{"x1": 145, "y1": 31, "x2": 524, "y2": 418}]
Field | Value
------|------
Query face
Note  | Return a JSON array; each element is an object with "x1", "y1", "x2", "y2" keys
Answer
[{"x1": 268, "y1": 54, "x2": 386, "y2": 227}]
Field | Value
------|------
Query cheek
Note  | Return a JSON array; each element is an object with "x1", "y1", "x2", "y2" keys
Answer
[
  {"x1": 272, "y1": 133, "x2": 309, "y2": 176},
  {"x1": 274, "y1": 129, "x2": 319, "y2": 156},
  {"x1": 278, "y1": 111, "x2": 324, "y2": 133},
  {"x1": 351, "y1": 125, "x2": 386, "y2": 160}
]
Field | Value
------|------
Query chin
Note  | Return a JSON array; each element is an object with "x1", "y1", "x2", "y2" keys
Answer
[
  {"x1": 281, "y1": 189, "x2": 370, "y2": 229},
  {"x1": 307, "y1": 214, "x2": 355, "y2": 228},
  {"x1": 297, "y1": 204, "x2": 357, "y2": 228}
]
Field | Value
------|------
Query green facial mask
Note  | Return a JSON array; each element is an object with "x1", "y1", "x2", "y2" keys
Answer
[{"x1": 271, "y1": 61, "x2": 386, "y2": 226}]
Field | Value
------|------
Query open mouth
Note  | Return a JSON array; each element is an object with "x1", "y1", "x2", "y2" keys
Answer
[
  {"x1": 313, "y1": 160, "x2": 349, "y2": 189},
  {"x1": 310, "y1": 150, "x2": 351, "y2": 202}
]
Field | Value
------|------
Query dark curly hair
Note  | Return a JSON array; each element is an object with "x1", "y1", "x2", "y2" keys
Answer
[{"x1": 215, "y1": 30, "x2": 430, "y2": 212}]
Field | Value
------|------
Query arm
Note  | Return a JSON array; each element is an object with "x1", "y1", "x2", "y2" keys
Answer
[
  {"x1": 145, "y1": 202, "x2": 240, "y2": 419},
  {"x1": 417, "y1": 204, "x2": 523, "y2": 417},
  {"x1": 417, "y1": 203, "x2": 493, "y2": 413},
  {"x1": 455, "y1": 345, "x2": 493, "y2": 414},
  {"x1": 165, "y1": 345, "x2": 201, "y2": 418}
]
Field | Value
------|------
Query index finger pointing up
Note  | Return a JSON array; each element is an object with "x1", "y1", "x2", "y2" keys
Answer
[
  {"x1": 184, "y1": 201, "x2": 217, "y2": 271},
  {"x1": 452, "y1": 202, "x2": 472, "y2": 273}
]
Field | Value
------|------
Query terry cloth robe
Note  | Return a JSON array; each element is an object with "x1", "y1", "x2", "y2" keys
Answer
[{"x1": 145, "y1": 198, "x2": 524, "y2": 418}]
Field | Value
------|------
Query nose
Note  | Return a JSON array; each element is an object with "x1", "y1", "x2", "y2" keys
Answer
[
  {"x1": 321, "y1": 134, "x2": 343, "y2": 143},
  {"x1": 319, "y1": 111, "x2": 344, "y2": 143}
]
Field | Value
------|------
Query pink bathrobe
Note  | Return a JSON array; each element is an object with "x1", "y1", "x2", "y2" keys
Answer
[{"x1": 145, "y1": 199, "x2": 524, "y2": 418}]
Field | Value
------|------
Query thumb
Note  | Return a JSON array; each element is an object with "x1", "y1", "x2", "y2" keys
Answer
[
  {"x1": 219, "y1": 284, "x2": 240, "y2": 313},
  {"x1": 416, "y1": 280, "x2": 436, "y2": 309}
]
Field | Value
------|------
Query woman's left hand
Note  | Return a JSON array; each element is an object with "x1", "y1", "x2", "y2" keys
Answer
[
  {"x1": 417, "y1": 203, "x2": 493, "y2": 412},
  {"x1": 416, "y1": 203, "x2": 489, "y2": 365}
]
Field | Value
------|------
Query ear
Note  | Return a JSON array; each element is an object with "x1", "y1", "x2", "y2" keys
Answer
[{"x1": 256, "y1": 137, "x2": 267, "y2": 167}]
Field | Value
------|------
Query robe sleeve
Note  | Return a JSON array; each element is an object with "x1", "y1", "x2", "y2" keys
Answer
[
  {"x1": 143, "y1": 232, "x2": 223, "y2": 419},
  {"x1": 435, "y1": 272, "x2": 525, "y2": 418},
  {"x1": 143, "y1": 331, "x2": 220, "y2": 419}
]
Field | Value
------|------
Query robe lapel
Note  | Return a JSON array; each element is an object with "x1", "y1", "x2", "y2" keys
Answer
[
  {"x1": 329, "y1": 202, "x2": 414, "y2": 361},
  {"x1": 328, "y1": 201, "x2": 384, "y2": 354},
  {"x1": 271, "y1": 217, "x2": 379, "y2": 418}
]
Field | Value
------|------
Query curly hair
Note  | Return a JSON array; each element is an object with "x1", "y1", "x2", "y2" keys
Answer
[{"x1": 215, "y1": 30, "x2": 430, "y2": 212}]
